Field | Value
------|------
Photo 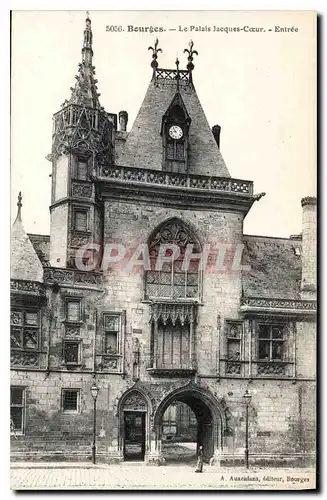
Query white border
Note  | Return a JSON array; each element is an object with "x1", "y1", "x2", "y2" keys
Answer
[{"x1": 1, "y1": 1, "x2": 324, "y2": 498}]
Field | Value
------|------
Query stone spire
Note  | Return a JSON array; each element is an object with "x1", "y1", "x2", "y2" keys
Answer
[{"x1": 62, "y1": 12, "x2": 102, "y2": 109}]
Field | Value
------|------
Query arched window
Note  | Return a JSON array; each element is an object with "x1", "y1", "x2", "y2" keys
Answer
[{"x1": 145, "y1": 219, "x2": 201, "y2": 300}]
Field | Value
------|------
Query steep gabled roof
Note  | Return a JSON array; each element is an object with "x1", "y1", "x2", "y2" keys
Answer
[
  {"x1": 117, "y1": 73, "x2": 230, "y2": 178},
  {"x1": 11, "y1": 193, "x2": 44, "y2": 282}
]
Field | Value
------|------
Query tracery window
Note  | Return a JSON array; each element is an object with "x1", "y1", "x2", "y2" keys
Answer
[
  {"x1": 145, "y1": 219, "x2": 201, "y2": 300},
  {"x1": 11, "y1": 310, "x2": 39, "y2": 350}
]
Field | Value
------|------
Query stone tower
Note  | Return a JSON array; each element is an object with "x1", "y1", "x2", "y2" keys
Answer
[{"x1": 47, "y1": 13, "x2": 116, "y2": 268}]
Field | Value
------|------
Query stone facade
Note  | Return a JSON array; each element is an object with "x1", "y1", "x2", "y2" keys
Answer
[{"x1": 11, "y1": 15, "x2": 316, "y2": 467}]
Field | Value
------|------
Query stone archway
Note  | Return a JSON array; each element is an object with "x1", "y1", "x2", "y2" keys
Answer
[
  {"x1": 152, "y1": 384, "x2": 226, "y2": 464},
  {"x1": 116, "y1": 388, "x2": 153, "y2": 462}
]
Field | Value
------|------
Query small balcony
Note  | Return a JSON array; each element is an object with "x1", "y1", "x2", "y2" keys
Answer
[
  {"x1": 98, "y1": 164, "x2": 253, "y2": 195},
  {"x1": 147, "y1": 356, "x2": 196, "y2": 377}
]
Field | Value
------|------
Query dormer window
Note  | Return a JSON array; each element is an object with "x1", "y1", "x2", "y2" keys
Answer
[{"x1": 161, "y1": 94, "x2": 191, "y2": 173}]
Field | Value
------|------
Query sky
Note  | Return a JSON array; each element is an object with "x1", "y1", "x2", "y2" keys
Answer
[{"x1": 11, "y1": 10, "x2": 316, "y2": 237}]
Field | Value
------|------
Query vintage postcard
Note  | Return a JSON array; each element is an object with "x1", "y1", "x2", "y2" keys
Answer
[{"x1": 10, "y1": 10, "x2": 317, "y2": 490}]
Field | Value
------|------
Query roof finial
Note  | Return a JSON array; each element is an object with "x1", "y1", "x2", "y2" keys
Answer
[
  {"x1": 16, "y1": 191, "x2": 22, "y2": 221},
  {"x1": 175, "y1": 57, "x2": 180, "y2": 91},
  {"x1": 83, "y1": 11, "x2": 93, "y2": 63},
  {"x1": 148, "y1": 38, "x2": 163, "y2": 81},
  {"x1": 184, "y1": 40, "x2": 198, "y2": 83}
]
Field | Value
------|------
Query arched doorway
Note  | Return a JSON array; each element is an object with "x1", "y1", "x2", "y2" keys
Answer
[
  {"x1": 162, "y1": 401, "x2": 198, "y2": 463},
  {"x1": 154, "y1": 385, "x2": 224, "y2": 463},
  {"x1": 117, "y1": 389, "x2": 151, "y2": 462}
]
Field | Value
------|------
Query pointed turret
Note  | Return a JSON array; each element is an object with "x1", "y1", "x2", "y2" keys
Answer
[
  {"x1": 11, "y1": 193, "x2": 43, "y2": 282},
  {"x1": 63, "y1": 12, "x2": 102, "y2": 110}
]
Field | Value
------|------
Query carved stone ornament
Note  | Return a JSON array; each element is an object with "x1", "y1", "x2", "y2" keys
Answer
[
  {"x1": 257, "y1": 362, "x2": 286, "y2": 375},
  {"x1": 11, "y1": 280, "x2": 45, "y2": 296},
  {"x1": 149, "y1": 302, "x2": 198, "y2": 326},
  {"x1": 71, "y1": 182, "x2": 93, "y2": 198},
  {"x1": 11, "y1": 351, "x2": 39, "y2": 367},
  {"x1": 123, "y1": 391, "x2": 147, "y2": 411},
  {"x1": 99, "y1": 164, "x2": 254, "y2": 195},
  {"x1": 226, "y1": 362, "x2": 241, "y2": 375},
  {"x1": 241, "y1": 296, "x2": 316, "y2": 311},
  {"x1": 43, "y1": 267, "x2": 101, "y2": 286},
  {"x1": 100, "y1": 356, "x2": 118, "y2": 370}
]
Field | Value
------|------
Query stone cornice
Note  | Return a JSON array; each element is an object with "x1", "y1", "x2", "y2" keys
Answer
[{"x1": 240, "y1": 296, "x2": 316, "y2": 317}]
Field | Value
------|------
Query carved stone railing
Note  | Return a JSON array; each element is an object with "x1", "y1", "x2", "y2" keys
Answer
[
  {"x1": 43, "y1": 267, "x2": 102, "y2": 287},
  {"x1": 156, "y1": 68, "x2": 189, "y2": 81},
  {"x1": 10, "y1": 279, "x2": 45, "y2": 296},
  {"x1": 256, "y1": 361, "x2": 287, "y2": 376},
  {"x1": 240, "y1": 297, "x2": 316, "y2": 312},
  {"x1": 99, "y1": 165, "x2": 254, "y2": 195},
  {"x1": 147, "y1": 364, "x2": 195, "y2": 377}
]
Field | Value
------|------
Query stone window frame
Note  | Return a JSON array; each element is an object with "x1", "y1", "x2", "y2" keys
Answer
[
  {"x1": 101, "y1": 312, "x2": 122, "y2": 355},
  {"x1": 224, "y1": 320, "x2": 244, "y2": 376},
  {"x1": 72, "y1": 205, "x2": 90, "y2": 233},
  {"x1": 98, "y1": 310, "x2": 126, "y2": 373},
  {"x1": 61, "y1": 388, "x2": 81, "y2": 414},
  {"x1": 62, "y1": 339, "x2": 82, "y2": 366},
  {"x1": 251, "y1": 318, "x2": 294, "y2": 377},
  {"x1": 64, "y1": 297, "x2": 83, "y2": 324},
  {"x1": 10, "y1": 386, "x2": 26, "y2": 435},
  {"x1": 10, "y1": 308, "x2": 40, "y2": 351},
  {"x1": 76, "y1": 159, "x2": 89, "y2": 181},
  {"x1": 257, "y1": 323, "x2": 286, "y2": 362}
]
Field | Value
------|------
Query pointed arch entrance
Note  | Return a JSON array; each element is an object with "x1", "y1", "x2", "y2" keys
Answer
[
  {"x1": 153, "y1": 385, "x2": 225, "y2": 463},
  {"x1": 117, "y1": 388, "x2": 152, "y2": 462}
]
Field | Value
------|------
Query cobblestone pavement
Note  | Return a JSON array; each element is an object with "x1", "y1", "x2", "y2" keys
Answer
[{"x1": 10, "y1": 463, "x2": 316, "y2": 490}]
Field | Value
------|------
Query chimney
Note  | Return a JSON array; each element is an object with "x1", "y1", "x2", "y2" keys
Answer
[
  {"x1": 212, "y1": 125, "x2": 221, "y2": 149},
  {"x1": 119, "y1": 111, "x2": 128, "y2": 132},
  {"x1": 301, "y1": 196, "x2": 316, "y2": 299}
]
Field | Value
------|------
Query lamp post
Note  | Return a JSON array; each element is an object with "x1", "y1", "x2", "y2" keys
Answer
[
  {"x1": 243, "y1": 389, "x2": 252, "y2": 469},
  {"x1": 90, "y1": 383, "x2": 99, "y2": 465}
]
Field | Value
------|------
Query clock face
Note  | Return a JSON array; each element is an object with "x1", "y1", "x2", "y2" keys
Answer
[{"x1": 169, "y1": 125, "x2": 183, "y2": 140}]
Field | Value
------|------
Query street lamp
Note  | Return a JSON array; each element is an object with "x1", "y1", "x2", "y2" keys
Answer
[
  {"x1": 243, "y1": 389, "x2": 252, "y2": 469},
  {"x1": 90, "y1": 383, "x2": 99, "y2": 464}
]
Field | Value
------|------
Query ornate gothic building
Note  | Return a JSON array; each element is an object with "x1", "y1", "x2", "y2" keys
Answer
[{"x1": 11, "y1": 14, "x2": 316, "y2": 466}]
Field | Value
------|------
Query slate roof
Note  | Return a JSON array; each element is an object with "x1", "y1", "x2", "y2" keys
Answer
[
  {"x1": 28, "y1": 234, "x2": 50, "y2": 267},
  {"x1": 11, "y1": 215, "x2": 44, "y2": 283},
  {"x1": 242, "y1": 235, "x2": 302, "y2": 299},
  {"x1": 116, "y1": 75, "x2": 230, "y2": 178}
]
